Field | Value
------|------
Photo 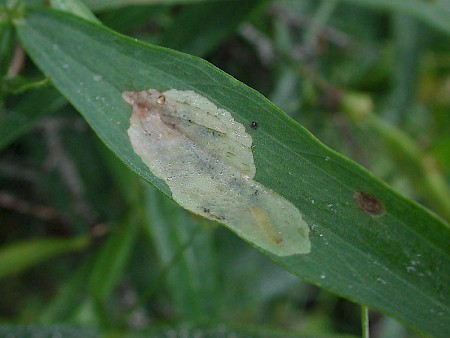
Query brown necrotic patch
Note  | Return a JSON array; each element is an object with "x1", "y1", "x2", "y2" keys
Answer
[{"x1": 353, "y1": 191, "x2": 385, "y2": 216}]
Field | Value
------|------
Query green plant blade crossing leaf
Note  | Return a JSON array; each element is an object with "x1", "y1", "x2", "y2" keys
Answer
[{"x1": 15, "y1": 7, "x2": 450, "y2": 337}]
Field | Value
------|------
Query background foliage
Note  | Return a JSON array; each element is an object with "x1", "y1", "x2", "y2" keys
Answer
[{"x1": 0, "y1": 0, "x2": 449, "y2": 337}]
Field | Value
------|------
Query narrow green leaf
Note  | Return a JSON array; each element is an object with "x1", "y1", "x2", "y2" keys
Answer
[
  {"x1": 0, "y1": 22, "x2": 15, "y2": 76},
  {"x1": 339, "y1": 0, "x2": 450, "y2": 35},
  {"x1": 0, "y1": 0, "x2": 25, "y2": 24},
  {"x1": 49, "y1": 0, "x2": 100, "y2": 23},
  {"x1": 0, "y1": 323, "x2": 356, "y2": 338},
  {"x1": 390, "y1": 13, "x2": 421, "y2": 123},
  {"x1": 39, "y1": 259, "x2": 94, "y2": 323},
  {"x1": 0, "y1": 325, "x2": 100, "y2": 338},
  {"x1": 2, "y1": 75, "x2": 50, "y2": 93},
  {"x1": 96, "y1": 142, "x2": 142, "y2": 208},
  {"x1": 161, "y1": 0, "x2": 262, "y2": 56},
  {"x1": 141, "y1": 185, "x2": 218, "y2": 320},
  {"x1": 0, "y1": 236, "x2": 90, "y2": 279},
  {"x1": 83, "y1": 0, "x2": 220, "y2": 11},
  {"x1": 128, "y1": 323, "x2": 359, "y2": 338},
  {"x1": 0, "y1": 87, "x2": 66, "y2": 151},
  {"x1": 89, "y1": 216, "x2": 139, "y2": 301},
  {"x1": 15, "y1": 8, "x2": 450, "y2": 337},
  {"x1": 343, "y1": 92, "x2": 450, "y2": 222},
  {"x1": 98, "y1": 5, "x2": 166, "y2": 34}
]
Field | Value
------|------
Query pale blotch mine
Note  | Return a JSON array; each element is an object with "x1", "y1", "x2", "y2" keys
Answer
[{"x1": 123, "y1": 89, "x2": 311, "y2": 256}]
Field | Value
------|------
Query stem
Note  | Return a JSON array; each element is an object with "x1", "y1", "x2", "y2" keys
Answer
[
  {"x1": 361, "y1": 305, "x2": 370, "y2": 338},
  {"x1": 304, "y1": 0, "x2": 338, "y2": 50}
]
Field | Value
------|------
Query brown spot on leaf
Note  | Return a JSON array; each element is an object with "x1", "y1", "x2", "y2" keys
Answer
[{"x1": 353, "y1": 192, "x2": 385, "y2": 216}]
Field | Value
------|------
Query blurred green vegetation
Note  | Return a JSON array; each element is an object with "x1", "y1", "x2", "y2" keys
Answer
[{"x1": 0, "y1": 0, "x2": 449, "y2": 337}]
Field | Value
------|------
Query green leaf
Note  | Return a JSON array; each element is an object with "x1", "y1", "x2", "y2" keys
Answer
[
  {"x1": 339, "y1": 0, "x2": 450, "y2": 35},
  {"x1": 127, "y1": 323, "x2": 359, "y2": 338},
  {"x1": 49, "y1": 0, "x2": 100, "y2": 23},
  {"x1": 39, "y1": 259, "x2": 94, "y2": 323},
  {"x1": 83, "y1": 0, "x2": 220, "y2": 11},
  {"x1": 0, "y1": 325, "x2": 100, "y2": 338},
  {"x1": 342, "y1": 92, "x2": 450, "y2": 222},
  {"x1": 0, "y1": 323, "x2": 357, "y2": 338},
  {"x1": 15, "y1": 7, "x2": 450, "y2": 337},
  {"x1": 89, "y1": 216, "x2": 139, "y2": 301},
  {"x1": 0, "y1": 22, "x2": 15, "y2": 76},
  {"x1": 141, "y1": 185, "x2": 219, "y2": 320},
  {"x1": 161, "y1": 0, "x2": 262, "y2": 56},
  {"x1": 0, "y1": 236, "x2": 90, "y2": 279},
  {"x1": 390, "y1": 13, "x2": 421, "y2": 122},
  {"x1": 98, "y1": 4, "x2": 166, "y2": 35},
  {"x1": 0, "y1": 87, "x2": 66, "y2": 151},
  {"x1": 0, "y1": 0, "x2": 25, "y2": 24},
  {"x1": 1, "y1": 75, "x2": 50, "y2": 93}
]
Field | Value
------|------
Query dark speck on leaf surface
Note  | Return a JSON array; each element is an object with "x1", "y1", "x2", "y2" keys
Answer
[
  {"x1": 353, "y1": 191, "x2": 385, "y2": 216},
  {"x1": 250, "y1": 121, "x2": 258, "y2": 130}
]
